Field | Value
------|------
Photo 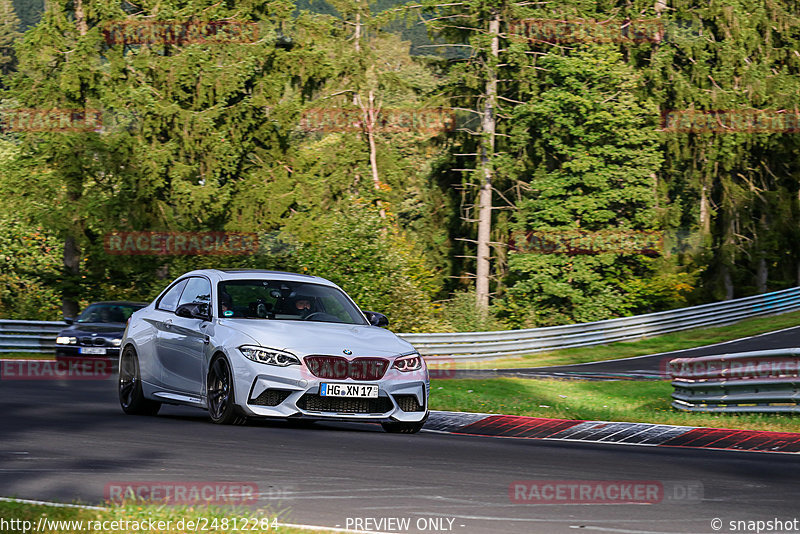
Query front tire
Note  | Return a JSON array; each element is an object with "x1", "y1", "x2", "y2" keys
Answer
[
  {"x1": 207, "y1": 356, "x2": 246, "y2": 425},
  {"x1": 119, "y1": 346, "x2": 161, "y2": 416}
]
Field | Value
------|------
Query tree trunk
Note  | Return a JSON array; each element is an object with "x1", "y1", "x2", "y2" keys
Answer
[
  {"x1": 61, "y1": 2, "x2": 88, "y2": 318},
  {"x1": 74, "y1": 0, "x2": 88, "y2": 36},
  {"x1": 62, "y1": 235, "x2": 80, "y2": 318},
  {"x1": 722, "y1": 265, "x2": 734, "y2": 300},
  {"x1": 475, "y1": 11, "x2": 499, "y2": 314},
  {"x1": 354, "y1": 11, "x2": 361, "y2": 53},
  {"x1": 796, "y1": 260, "x2": 800, "y2": 287},
  {"x1": 363, "y1": 90, "x2": 385, "y2": 218},
  {"x1": 756, "y1": 257, "x2": 768, "y2": 294},
  {"x1": 699, "y1": 182, "x2": 711, "y2": 236}
]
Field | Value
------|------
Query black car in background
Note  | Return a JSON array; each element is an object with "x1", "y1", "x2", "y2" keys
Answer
[{"x1": 55, "y1": 302, "x2": 146, "y2": 361}]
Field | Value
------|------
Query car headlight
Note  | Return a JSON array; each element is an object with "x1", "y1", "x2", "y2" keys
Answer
[
  {"x1": 239, "y1": 345, "x2": 300, "y2": 367},
  {"x1": 393, "y1": 352, "x2": 423, "y2": 372},
  {"x1": 56, "y1": 336, "x2": 77, "y2": 345},
  {"x1": 111, "y1": 338, "x2": 122, "y2": 347}
]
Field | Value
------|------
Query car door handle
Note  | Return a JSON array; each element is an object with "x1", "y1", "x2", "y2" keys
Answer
[{"x1": 164, "y1": 319, "x2": 173, "y2": 328}]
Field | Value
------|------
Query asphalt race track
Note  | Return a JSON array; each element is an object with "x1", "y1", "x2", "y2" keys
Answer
[
  {"x1": 2, "y1": 379, "x2": 800, "y2": 533},
  {"x1": 453, "y1": 324, "x2": 800, "y2": 380}
]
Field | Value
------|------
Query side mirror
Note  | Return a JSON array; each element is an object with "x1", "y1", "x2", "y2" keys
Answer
[
  {"x1": 176, "y1": 302, "x2": 210, "y2": 321},
  {"x1": 364, "y1": 311, "x2": 389, "y2": 328},
  {"x1": 63, "y1": 316, "x2": 74, "y2": 325}
]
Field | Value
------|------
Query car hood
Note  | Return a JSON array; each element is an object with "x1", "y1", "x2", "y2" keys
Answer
[
  {"x1": 59, "y1": 323, "x2": 126, "y2": 336},
  {"x1": 217, "y1": 319, "x2": 415, "y2": 357}
]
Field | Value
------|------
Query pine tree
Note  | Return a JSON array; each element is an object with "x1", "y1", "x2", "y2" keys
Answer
[
  {"x1": 0, "y1": 0, "x2": 21, "y2": 78},
  {"x1": 646, "y1": 0, "x2": 800, "y2": 298},
  {"x1": 417, "y1": 0, "x2": 516, "y2": 314},
  {"x1": 3, "y1": 0, "x2": 320, "y2": 313},
  {"x1": 11, "y1": 0, "x2": 42, "y2": 31}
]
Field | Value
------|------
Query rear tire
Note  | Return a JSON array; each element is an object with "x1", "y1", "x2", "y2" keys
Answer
[
  {"x1": 119, "y1": 346, "x2": 161, "y2": 416},
  {"x1": 381, "y1": 421, "x2": 425, "y2": 434},
  {"x1": 207, "y1": 355, "x2": 247, "y2": 425}
]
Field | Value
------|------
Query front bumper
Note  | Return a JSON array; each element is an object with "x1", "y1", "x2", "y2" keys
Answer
[
  {"x1": 55, "y1": 346, "x2": 120, "y2": 360},
  {"x1": 230, "y1": 353, "x2": 429, "y2": 423}
]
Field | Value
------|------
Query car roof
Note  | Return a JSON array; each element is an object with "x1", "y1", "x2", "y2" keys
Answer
[
  {"x1": 217, "y1": 269, "x2": 318, "y2": 278},
  {"x1": 180, "y1": 269, "x2": 337, "y2": 287}
]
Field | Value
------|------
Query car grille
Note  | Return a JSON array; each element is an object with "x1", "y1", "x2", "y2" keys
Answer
[
  {"x1": 250, "y1": 389, "x2": 293, "y2": 407},
  {"x1": 296, "y1": 393, "x2": 393, "y2": 414},
  {"x1": 304, "y1": 356, "x2": 389, "y2": 381},
  {"x1": 79, "y1": 337, "x2": 107, "y2": 346},
  {"x1": 393, "y1": 394, "x2": 424, "y2": 412}
]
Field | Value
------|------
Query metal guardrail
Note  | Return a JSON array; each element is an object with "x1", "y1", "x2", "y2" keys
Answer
[
  {"x1": 669, "y1": 348, "x2": 800, "y2": 413},
  {"x1": 401, "y1": 286, "x2": 800, "y2": 360},
  {"x1": 2, "y1": 286, "x2": 800, "y2": 358},
  {"x1": 0, "y1": 320, "x2": 66, "y2": 353}
]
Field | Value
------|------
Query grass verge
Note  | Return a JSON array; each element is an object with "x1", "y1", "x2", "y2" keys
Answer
[
  {"x1": 0, "y1": 353, "x2": 54, "y2": 360},
  {"x1": 0, "y1": 500, "x2": 323, "y2": 534},
  {"x1": 455, "y1": 310, "x2": 800, "y2": 369},
  {"x1": 429, "y1": 378, "x2": 800, "y2": 433}
]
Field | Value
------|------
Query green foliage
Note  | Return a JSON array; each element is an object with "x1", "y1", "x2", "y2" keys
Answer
[
  {"x1": 0, "y1": 0, "x2": 20, "y2": 78},
  {"x1": 286, "y1": 203, "x2": 443, "y2": 332},
  {"x1": 495, "y1": 44, "x2": 665, "y2": 327},
  {"x1": 1, "y1": 0, "x2": 799, "y2": 333},
  {"x1": 10, "y1": 0, "x2": 38, "y2": 31},
  {"x1": 2, "y1": 0, "x2": 333, "y2": 311},
  {"x1": 436, "y1": 289, "x2": 506, "y2": 332},
  {"x1": 646, "y1": 0, "x2": 800, "y2": 299},
  {"x1": 498, "y1": 254, "x2": 625, "y2": 327},
  {"x1": 0, "y1": 501, "x2": 319, "y2": 534},
  {"x1": 511, "y1": 47, "x2": 662, "y2": 230},
  {"x1": 0, "y1": 216, "x2": 62, "y2": 319}
]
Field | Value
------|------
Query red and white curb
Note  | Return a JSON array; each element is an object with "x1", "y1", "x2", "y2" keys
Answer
[{"x1": 424, "y1": 411, "x2": 800, "y2": 453}]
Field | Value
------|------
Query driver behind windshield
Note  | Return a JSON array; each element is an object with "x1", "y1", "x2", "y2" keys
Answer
[{"x1": 291, "y1": 297, "x2": 313, "y2": 318}]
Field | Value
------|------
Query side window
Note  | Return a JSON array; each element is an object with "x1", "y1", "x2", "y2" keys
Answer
[
  {"x1": 178, "y1": 277, "x2": 212, "y2": 309},
  {"x1": 156, "y1": 279, "x2": 188, "y2": 312}
]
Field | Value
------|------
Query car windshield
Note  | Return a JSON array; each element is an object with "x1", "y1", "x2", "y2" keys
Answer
[
  {"x1": 76, "y1": 303, "x2": 144, "y2": 324},
  {"x1": 218, "y1": 280, "x2": 367, "y2": 325}
]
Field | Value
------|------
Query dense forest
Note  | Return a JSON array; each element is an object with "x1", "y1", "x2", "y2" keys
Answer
[{"x1": 0, "y1": 0, "x2": 798, "y2": 333}]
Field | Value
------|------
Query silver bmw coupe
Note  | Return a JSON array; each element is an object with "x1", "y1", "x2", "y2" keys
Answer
[{"x1": 118, "y1": 269, "x2": 429, "y2": 433}]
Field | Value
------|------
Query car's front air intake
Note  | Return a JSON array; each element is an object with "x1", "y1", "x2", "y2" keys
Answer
[
  {"x1": 296, "y1": 393, "x2": 393, "y2": 414},
  {"x1": 393, "y1": 394, "x2": 424, "y2": 412},
  {"x1": 304, "y1": 356, "x2": 389, "y2": 380},
  {"x1": 250, "y1": 389, "x2": 293, "y2": 407}
]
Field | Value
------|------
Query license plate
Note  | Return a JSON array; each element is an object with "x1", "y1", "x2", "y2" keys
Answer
[
  {"x1": 80, "y1": 347, "x2": 107, "y2": 355},
  {"x1": 320, "y1": 383, "x2": 378, "y2": 398}
]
